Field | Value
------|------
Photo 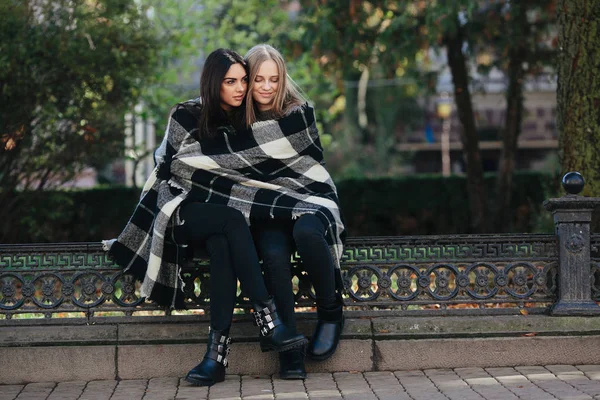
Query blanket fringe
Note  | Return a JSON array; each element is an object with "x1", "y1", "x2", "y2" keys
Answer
[
  {"x1": 167, "y1": 178, "x2": 186, "y2": 192},
  {"x1": 101, "y1": 239, "x2": 116, "y2": 251}
]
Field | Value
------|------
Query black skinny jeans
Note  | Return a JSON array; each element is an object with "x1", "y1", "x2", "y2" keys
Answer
[
  {"x1": 253, "y1": 214, "x2": 337, "y2": 333},
  {"x1": 179, "y1": 202, "x2": 269, "y2": 331}
]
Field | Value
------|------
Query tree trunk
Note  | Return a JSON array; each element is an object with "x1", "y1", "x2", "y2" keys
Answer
[
  {"x1": 445, "y1": 20, "x2": 487, "y2": 233},
  {"x1": 493, "y1": 3, "x2": 529, "y2": 232},
  {"x1": 557, "y1": 0, "x2": 600, "y2": 230}
]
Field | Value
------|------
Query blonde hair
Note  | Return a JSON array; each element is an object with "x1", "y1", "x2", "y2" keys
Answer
[{"x1": 244, "y1": 44, "x2": 306, "y2": 126}]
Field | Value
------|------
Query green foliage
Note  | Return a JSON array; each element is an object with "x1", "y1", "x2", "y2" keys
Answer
[
  {"x1": 12, "y1": 187, "x2": 142, "y2": 243},
  {"x1": 136, "y1": 0, "x2": 205, "y2": 127},
  {"x1": 0, "y1": 0, "x2": 160, "y2": 241},
  {"x1": 338, "y1": 171, "x2": 559, "y2": 236},
  {"x1": 469, "y1": 0, "x2": 557, "y2": 77},
  {"x1": 7, "y1": 172, "x2": 559, "y2": 243},
  {"x1": 137, "y1": 0, "x2": 339, "y2": 136}
]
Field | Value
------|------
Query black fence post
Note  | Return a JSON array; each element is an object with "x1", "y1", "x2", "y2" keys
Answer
[{"x1": 543, "y1": 172, "x2": 600, "y2": 315}]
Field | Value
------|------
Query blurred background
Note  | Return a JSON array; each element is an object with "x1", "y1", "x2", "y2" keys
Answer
[{"x1": 0, "y1": 0, "x2": 567, "y2": 242}]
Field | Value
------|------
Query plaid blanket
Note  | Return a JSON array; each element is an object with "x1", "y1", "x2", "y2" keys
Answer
[{"x1": 103, "y1": 100, "x2": 345, "y2": 307}]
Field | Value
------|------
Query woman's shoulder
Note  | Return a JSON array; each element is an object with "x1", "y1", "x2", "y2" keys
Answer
[
  {"x1": 283, "y1": 101, "x2": 315, "y2": 124},
  {"x1": 283, "y1": 101, "x2": 314, "y2": 118},
  {"x1": 271, "y1": 101, "x2": 316, "y2": 133},
  {"x1": 170, "y1": 98, "x2": 201, "y2": 129}
]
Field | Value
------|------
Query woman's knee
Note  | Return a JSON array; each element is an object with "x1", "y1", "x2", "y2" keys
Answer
[
  {"x1": 293, "y1": 214, "x2": 324, "y2": 242},
  {"x1": 219, "y1": 207, "x2": 248, "y2": 230}
]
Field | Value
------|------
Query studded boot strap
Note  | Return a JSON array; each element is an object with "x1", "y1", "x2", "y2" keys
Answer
[
  {"x1": 253, "y1": 303, "x2": 282, "y2": 336},
  {"x1": 204, "y1": 329, "x2": 231, "y2": 367}
]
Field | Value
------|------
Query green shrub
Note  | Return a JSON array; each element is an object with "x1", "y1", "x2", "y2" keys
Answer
[{"x1": 7, "y1": 172, "x2": 560, "y2": 243}]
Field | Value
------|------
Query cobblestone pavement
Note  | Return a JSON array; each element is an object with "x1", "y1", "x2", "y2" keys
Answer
[{"x1": 2, "y1": 365, "x2": 600, "y2": 400}]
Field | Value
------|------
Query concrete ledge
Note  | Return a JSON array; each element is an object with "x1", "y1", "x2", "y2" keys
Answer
[
  {"x1": 372, "y1": 315, "x2": 600, "y2": 338},
  {"x1": 117, "y1": 339, "x2": 373, "y2": 380},
  {"x1": 0, "y1": 325, "x2": 117, "y2": 347},
  {"x1": 375, "y1": 336, "x2": 600, "y2": 370},
  {"x1": 1, "y1": 346, "x2": 115, "y2": 384},
  {"x1": 2, "y1": 315, "x2": 600, "y2": 384}
]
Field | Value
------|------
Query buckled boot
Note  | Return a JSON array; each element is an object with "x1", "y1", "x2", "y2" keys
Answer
[
  {"x1": 307, "y1": 293, "x2": 344, "y2": 361},
  {"x1": 279, "y1": 347, "x2": 307, "y2": 380},
  {"x1": 253, "y1": 298, "x2": 308, "y2": 352},
  {"x1": 185, "y1": 327, "x2": 231, "y2": 386}
]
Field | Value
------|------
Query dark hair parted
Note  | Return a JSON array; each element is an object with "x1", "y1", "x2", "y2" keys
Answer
[{"x1": 196, "y1": 49, "x2": 247, "y2": 139}]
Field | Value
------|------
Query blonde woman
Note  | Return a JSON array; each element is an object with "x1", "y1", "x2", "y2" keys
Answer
[{"x1": 244, "y1": 44, "x2": 346, "y2": 379}]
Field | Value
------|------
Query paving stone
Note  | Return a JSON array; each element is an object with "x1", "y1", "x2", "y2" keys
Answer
[
  {"x1": 516, "y1": 366, "x2": 592, "y2": 400},
  {"x1": 175, "y1": 378, "x2": 208, "y2": 400},
  {"x1": 546, "y1": 365, "x2": 584, "y2": 374},
  {"x1": 453, "y1": 368, "x2": 489, "y2": 379},
  {"x1": 331, "y1": 372, "x2": 376, "y2": 400},
  {"x1": 0, "y1": 385, "x2": 24, "y2": 400},
  {"x1": 206, "y1": 375, "x2": 240, "y2": 400},
  {"x1": 110, "y1": 380, "x2": 147, "y2": 400},
  {"x1": 394, "y1": 370, "x2": 448, "y2": 400},
  {"x1": 240, "y1": 375, "x2": 273, "y2": 399},
  {"x1": 578, "y1": 366, "x2": 600, "y2": 381},
  {"x1": 425, "y1": 369, "x2": 484, "y2": 400},
  {"x1": 303, "y1": 373, "x2": 341, "y2": 399},
  {"x1": 6, "y1": 366, "x2": 600, "y2": 399},
  {"x1": 270, "y1": 378, "x2": 307, "y2": 399},
  {"x1": 15, "y1": 382, "x2": 56, "y2": 400},
  {"x1": 46, "y1": 381, "x2": 87, "y2": 400},
  {"x1": 484, "y1": 368, "x2": 557, "y2": 400},
  {"x1": 78, "y1": 380, "x2": 118, "y2": 400},
  {"x1": 454, "y1": 368, "x2": 519, "y2": 400},
  {"x1": 143, "y1": 377, "x2": 179, "y2": 400},
  {"x1": 363, "y1": 371, "x2": 412, "y2": 400}
]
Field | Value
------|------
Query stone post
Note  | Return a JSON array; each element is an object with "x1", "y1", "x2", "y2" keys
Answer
[{"x1": 544, "y1": 172, "x2": 600, "y2": 315}]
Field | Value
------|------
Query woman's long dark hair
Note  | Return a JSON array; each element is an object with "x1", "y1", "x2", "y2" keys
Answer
[{"x1": 196, "y1": 48, "x2": 247, "y2": 139}]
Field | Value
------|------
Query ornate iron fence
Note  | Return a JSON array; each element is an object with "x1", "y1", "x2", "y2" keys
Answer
[
  {"x1": 0, "y1": 234, "x2": 560, "y2": 320},
  {"x1": 1, "y1": 173, "x2": 600, "y2": 322}
]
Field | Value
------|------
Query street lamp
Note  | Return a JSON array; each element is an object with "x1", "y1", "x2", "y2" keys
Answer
[{"x1": 436, "y1": 93, "x2": 453, "y2": 177}]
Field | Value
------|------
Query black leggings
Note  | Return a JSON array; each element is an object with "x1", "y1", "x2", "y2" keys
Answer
[
  {"x1": 180, "y1": 202, "x2": 269, "y2": 330},
  {"x1": 253, "y1": 214, "x2": 337, "y2": 332}
]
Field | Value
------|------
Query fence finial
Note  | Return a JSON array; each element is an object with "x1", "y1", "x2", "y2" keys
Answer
[{"x1": 562, "y1": 171, "x2": 584, "y2": 195}]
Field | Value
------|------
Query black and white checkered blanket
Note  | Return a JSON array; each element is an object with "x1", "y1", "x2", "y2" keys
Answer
[{"x1": 103, "y1": 101, "x2": 345, "y2": 307}]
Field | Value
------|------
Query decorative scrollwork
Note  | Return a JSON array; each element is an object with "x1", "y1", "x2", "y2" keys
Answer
[
  {"x1": 0, "y1": 273, "x2": 25, "y2": 310},
  {"x1": 387, "y1": 264, "x2": 419, "y2": 301},
  {"x1": 504, "y1": 262, "x2": 538, "y2": 299},
  {"x1": 0, "y1": 237, "x2": 560, "y2": 318},
  {"x1": 566, "y1": 234, "x2": 585, "y2": 253},
  {"x1": 425, "y1": 264, "x2": 459, "y2": 301},
  {"x1": 341, "y1": 235, "x2": 557, "y2": 263},
  {"x1": 464, "y1": 262, "x2": 499, "y2": 300},
  {"x1": 345, "y1": 266, "x2": 381, "y2": 301},
  {"x1": 111, "y1": 272, "x2": 144, "y2": 307},
  {"x1": 31, "y1": 273, "x2": 64, "y2": 309},
  {"x1": 72, "y1": 271, "x2": 107, "y2": 308}
]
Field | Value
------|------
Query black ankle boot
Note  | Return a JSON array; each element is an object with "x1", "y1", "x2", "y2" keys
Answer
[
  {"x1": 307, "y1": 293, "x2": 344, "y2": 361},
  {"x1": 279, "y1": 347, "x2": 307, "y2": 380},
  {"x1": 253, "y1": 298, "x2": 308, "y2": 352},
  {"x1": 185, "y1": 327, "x2": 230, "y2": 386}
]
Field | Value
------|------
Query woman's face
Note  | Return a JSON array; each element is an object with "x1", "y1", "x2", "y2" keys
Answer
[
  {"x1": 252, "y1": 60, "x2": 279, "y2": 111},
  {"x1": 220, "y1": 63, "x2": 248, "y2": 111}
]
